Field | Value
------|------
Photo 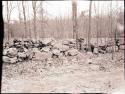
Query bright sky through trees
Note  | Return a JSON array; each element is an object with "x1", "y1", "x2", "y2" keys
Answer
[{"x1": 2, "y1": 1, "x2": 124, "y2": 21}]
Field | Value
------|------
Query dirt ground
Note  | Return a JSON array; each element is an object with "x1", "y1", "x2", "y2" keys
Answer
[{"x1": 1, "y1": 51, "x2": 124, "y2": 93}]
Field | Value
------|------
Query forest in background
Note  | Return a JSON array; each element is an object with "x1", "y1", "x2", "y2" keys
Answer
[{"x1": 3, "y1": 1, "x2": 124, "y2": 41}]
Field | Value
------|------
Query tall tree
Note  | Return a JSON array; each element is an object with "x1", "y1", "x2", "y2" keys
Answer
[
  {"x1": 88, "y1": 1, "x2": 92, "y2": 48},
  {"x1": 27, "y1": 3, "x2": 31, "y2": 39},
  {"x1": 94, "y1": 1, "x2": 99, "y2": 55},
  {"x1": 22, "y1": 1, "x2": 27, "y2": 39},
  {"x1": 6, "y1": 1, "x2": 15, "y2": 41},
  {"x1": 110, "y1": 0, "x2": 114, "y2": 60},
  {"x1": 38, "y1": 1, "x2": 46, "y2": 38},
  {"x1": 17, "y1": 1, "x2": 22, "y2": 24},
  {"x1": 17, "y1": 1, "x2": 23, "y2": 39},
  {"x1": 104, "y1": 2, "x2": 107, "y2": 46},
  {"x1": 39, "y1": 1, "x2": 44, "y2": 38},
  {"x1": 114, "y1": 1, "x2": 119, "y2": 52},
  {"x1": 72, "y1": 0, "x2": 78, "y2": 49},
  {"x1": 32, "y1": 1, "x2": 38, "y2": 40}
]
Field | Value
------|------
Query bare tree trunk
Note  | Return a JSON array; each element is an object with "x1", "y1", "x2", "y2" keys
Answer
[
  {"x1": 110, "y1": 1, "x2": 114, "y2": 60},
  {"x1": 88, "y1": 1, "x2": 92, "y2": 49},
  {"x1": 104, "y1": 2, "x2": 107, "y2": 46},
  {"x1": 40, "y1": 1, "x2": 44, "y2": 38},
  {"x1": 72, "y1": 0, "x2": 78, "y2": 49},
  {"x1": 17, "y1": 1, "x2": 23, "y2": 39},
  {"x1": 38, "y1": 1, "x2": 44, "y2": 38},
  {"x1": 94, "y1": 1, "x2": 99, "y2": 55},
  {"x1": 6, "y1": 1, "x2": 15, "y2": 41},
  {"x1": 34, "y1": 10, "x2": 37, "y2": 39},
  {"x1": 114, "y1": 2, "x2": 119, "y2": 52},
  {"x1": 114, "y1": 25, "x2": 117, "y2": 52},
  {"x1": 100, "y1": 6, "x2": 103, "y2": 44},
  {"x1": 6, "y1": 1, "x2": 9, "y2": 42},
  {"x1": 107, "y1": 7, "x2": 111, "y2": 43},
  {"x1": 17, "y1": 2, "x2": 21, "y2": 24},
  {"x1": 32, "y1": 1, "x2": 37, "y2": 40},
  {"x1": 27, "y1": 4, "x2": 31, "y2": 39},
  {"x1": 22, "y1": 1, "x2": 27, "y2": 39}
]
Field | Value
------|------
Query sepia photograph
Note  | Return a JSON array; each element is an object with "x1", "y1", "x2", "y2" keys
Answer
[{"x1": 1, "y1": 0, "x2": 124, "y2": 93}]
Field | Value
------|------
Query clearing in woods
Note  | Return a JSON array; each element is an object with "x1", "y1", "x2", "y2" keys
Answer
[{"x1": 1, "y1": 50, "x2": 124, "y2": 93}]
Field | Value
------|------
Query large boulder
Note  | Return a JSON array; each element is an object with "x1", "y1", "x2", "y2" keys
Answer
[
  {"x1": 53, "y1": 42, "x2": 69, "y2": 52},
  {"x1": 17, "y1": 52, "x2": 27, "y2": 59},
  {"x1": 17, "y1": 48, "x2": 35, "y2": 61},
  {"x1": 3, "y1": 42, "x2": 10, "y2": 49},
  {"x1": 26, "y1": 48, "x2": 35, "y2": 60},
  {"x1": 62, "y1": 40, "x2": 70, "y2": 45},
  {"x1": 40, "y1": 47, "x2": 50, "y2": 52},
  {"x1": 106, "y1": 46, "x2": 118, "y2": 53},
  {"x1": 42, "y1": 38, "x2": 55, "y2": 45},
  {"x1": 3, "y1": 56, "x2": 10, "y2": 63},
  {"x1": 33, "y1": 42, "x2": 40, "y2": 48},
  {"x1": 17, "y1": 46, "x2": 25, "y2": 52},
  {"x1": 106, "y1": 46, "x2": 112, "y2": 53},
  {"x1": 7, "y1": 48, "x2": 18, "y2": 58},
  {"x1": 93, "y1": 47, "x2": 99, "y2": 54},
  {"x1": 51, "y1": 48, "x2": 60, "y2": 56},
  {"x1": 3, "y1": 56, "x2": 17, "y2": 64},
  {"x1": 67, "y1": 39, "x2": 76, "y2": 44},
  {"x1": 59, "y1": 45, "x2": 69, "y2": 52},
  {"x1": 32, "y1": 48, "x2": 39, "y2": 53},
  {"x1": 66, "y1": 48, "x2": 79, "y2": 56},
  {"x1": 9, "y1": 57, "x2": 18, "y2": 64},
  {"x1": 3, "y1": 48, "x2": 9, "y2": 56}
]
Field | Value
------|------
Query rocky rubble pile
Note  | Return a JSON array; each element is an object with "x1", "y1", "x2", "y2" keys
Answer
[
  {"x1": 3, "y1": 38, "x2": 124, "y2": 64},
  {"x1": 3, "y1": 38, "x2": 81, "y2": 64}
]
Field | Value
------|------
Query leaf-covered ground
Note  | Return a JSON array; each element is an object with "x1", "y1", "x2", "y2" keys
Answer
[{"x1": 1, "y1": 50, "x2": 124, "y2": 93}]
